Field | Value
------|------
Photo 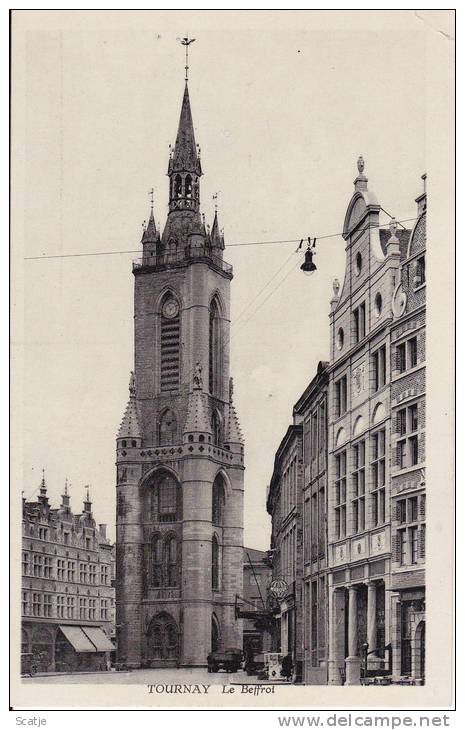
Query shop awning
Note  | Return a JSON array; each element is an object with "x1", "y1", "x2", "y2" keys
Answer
[
  {"x1": 81, "y1": 627, "x2": 115, "y2": 652},
  {"x1": 59, "y1": 625, "x2": 96, "y2": 653}
]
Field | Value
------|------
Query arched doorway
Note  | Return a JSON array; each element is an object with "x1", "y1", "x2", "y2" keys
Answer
[
  {"x1": 419, "y1": 622, "x2": 425, "y2": 679},
  {"x1": 211, "y1": 614, "x2": 220, "y2": 653},
  {"x1": 147, "y1": 613, "x2": 179, "y2": 666}
]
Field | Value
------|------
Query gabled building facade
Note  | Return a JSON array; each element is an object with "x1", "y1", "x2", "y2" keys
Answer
[
  {"x1": 293, "y1": 362, "x2": 329, "y2": 684},
  {"x1": 389, "y1": 177, "x2": 426, "y2": 682},
  {"x1": 115, "y1": 78, "x2": 244, "y2": 669},
  {"x1": 266, "y1": 424, "x2": 304, "y2": 681},
  {"x1": 21, "y1": 477, "x2": 115, "y2": 674}
]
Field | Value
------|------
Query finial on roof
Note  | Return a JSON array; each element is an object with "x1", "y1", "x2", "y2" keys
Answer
[
  {"x1": 193, "y1": 361, "x2": 203, "y2": 390},
  {"x1": 229, "y1": 376, "x2": 234, "y2": 400},
  {"x1": 148, "y1": 187, "x2": 154, "y2": 212},
  {"x1": 333, "y1": 278, "x2": 340, "y2": 297},
  {"x1": 39, "y1": 468, "x2": 47, "y2": 496},
  {"x1": 357, "y1": 156, "x2": 365, "y2": 174},
  {"x1": 178, "y1": 35, "x2": 196, "y2": 83},
  {"x1": 389, "y1": 217, "x2": 398, "y2": 239},
  {"x1": 64, "y1": 478, "x2": 68, "y2": 496},
  {"x1": 129, "y1": 371, "x2": 136, "y2": 397}
]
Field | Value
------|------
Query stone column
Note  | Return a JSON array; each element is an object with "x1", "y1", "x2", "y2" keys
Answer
[
  {"x1": 367, "y1": 582, "x2": 380, "y2": 668},
  {"x1": 328, "y1": 586, "x2": 346, "y2": 685},
  {"x1": 345, "y1": 586, "x2": 361, "y2": 685},
  {"x1": 390, "y1": 593, "x2": 402, "y2": 680}
]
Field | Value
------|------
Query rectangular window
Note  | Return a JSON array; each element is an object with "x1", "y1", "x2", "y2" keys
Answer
[
  {"x1": 335, "y1": 376, "x2": 347, "y2": 417},
  {"x1": 371, "y1": 430, "x2": 386, "y2": 527},
  {"x1": 89, "y1": 564, "x2": 97, "y2": 585},
  {"x1": 415, "y1": 256, "x2": 426, "y2": 286},
  {"x1": 400, "y1": 529, "x2": 408, "y2": 565},
  {"x1": 335, "y1": 451, "x2": 347, "y2": 539},
  {"x1": 373, "y1": 345, "x2": 387, "y2": 392},
  {"x1": 311, "y1": 411, "x2": 318, "y2": 457},
  {"x1": 100, "y1": 565, "x2": 109, "y2": 586},
  {"x1": 57, "y1": 559, "x2": 65, "y2": 580},
  {"x1": 67, "y1": 560, "x2": 76, "y2": 582},
  {"x1": 43, "y1": 556, "x2": 52, "y2": 578},
  {"x1": 79, "y1": 598, "x2": 87, "y2": 620},
  {"x1": 33, "y1": 555, "x2": 43, "y2": 577},
  {"x1": 409, "y1": 496, "x2": 418, "y2": 522},
  {"x1": 38, "y1": 526, "x2": 48, "y2": 540},
  {"x1": 409, "y1": 403, "x2": 418, "y2": 432},
  {"x1": 397, "y1": 342, "x2": 406, "y2": 373},
  {"x1": 353, "y1": 302, "x2": 366, "y2": 343},
  {"x1": 100, "y1": 599, "x2": 109, "y2": 621},
  {"x1": 410, "y1": 526, "x2": 418, "y2": 564},
  {"x1": 89, "y1": 598, "x2": 96, "y2": 620},
  {"x1": 57, "y1": 595, "x2": 65, "y2": 618},
  {"x1": 32, "y1": 593, "x2": 42, "y2": 617},
  {"x1": 396, "y1": 401, "x2": 420, "y2": 469},
  {"x1": 22, "y1": 591, "x2": 29, "y2": 615},
  {"x1": 85, "y1": 537, "x2": 91, "y2": 550},
  {"x1": 409, "y1": 338, "x2": 418, "y2": 368},
  {"x1": 66, "y1": 596, "x2": 75, "y2": 619},
  {"x1": 43, "y1": 594, "x2": 53, "y2": 617},
  {"x1": 22, "y1": 552, "x2": 29, "y2": 576},
  {"x1": 63, "y1": 532, "x2": 70, "y2": 545},
  {"x1": 352, "y1": 441, "x2": 366, "y2": 534},
  {"x1": 79, "y1": 563, "x2": 88, "y2": 584},
  {"x1": 398, "y1": 499, "x2": 407, "y2": 523},
  {"x1": 318, "y1": 486, "x2": 325, "y2": 558}
]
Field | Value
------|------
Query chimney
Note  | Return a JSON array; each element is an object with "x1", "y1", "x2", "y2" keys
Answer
[{"x1": 99, "y1": 524, "x2": 107, "y2": 539}]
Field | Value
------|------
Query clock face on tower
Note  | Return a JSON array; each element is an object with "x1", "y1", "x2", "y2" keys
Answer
[{"x1": 162, "y1": 299, "x2": 179, "y2": 319}]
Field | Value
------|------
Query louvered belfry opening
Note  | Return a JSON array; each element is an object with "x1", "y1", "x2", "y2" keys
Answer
[{"x1": 160, "y1": 300, "x2": 180, "y2": 392}]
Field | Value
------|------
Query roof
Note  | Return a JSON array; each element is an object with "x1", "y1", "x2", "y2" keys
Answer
[
  {"x1": 244, "y1": 547, "x2": 269, "y2": 565},
  {"x1": 183, "y1": 388, "x2": 211, "y2": 434},
  {"x1": 168, "y1": 84, "x2": 202, "y2": 177},
  {"x1": 293, "y1": 361, "x2": 329, "y2": 415}
]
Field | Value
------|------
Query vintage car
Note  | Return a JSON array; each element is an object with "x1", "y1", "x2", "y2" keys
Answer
[
  {"x1": 245, "y1": 651, "x2": 265, "y2": 676},
  {"x1": 207, "y1": 647, "x2": 243, "y2": 673}
]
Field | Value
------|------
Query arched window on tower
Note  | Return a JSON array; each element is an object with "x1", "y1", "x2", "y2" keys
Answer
[
  {"x1": 159, "y1": 409, "x2": 177, "y2": 446},
  {"x1": 185, "y1": 174, "x2": 193, "y2": 199},
  {"x1": 212, "y1": 476, "x2": 225, "y2": 525},
  {"x1": 151, "y1": 534, "x2": 163, "y2": 587},
  {"x1": 160, "y1": 293, "x2": 180, "y2": 392},
  {"x1": 209, "y1": 298, "x2": 221, "y2": 396},
  {"x1": 149, "y1": 472, "x2": 182, "y2": 524},
  {"x1": 174, "y1": 175, "x2": 182, "y2": 199},
  {"x1": 165, "y1": 534, "x2": 178, "y2": 587},
  {"x1": 212, "y1": 535, "x2": 220, "y2": 591}
]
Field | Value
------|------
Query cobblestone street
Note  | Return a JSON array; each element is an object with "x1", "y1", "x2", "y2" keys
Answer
[{"x1": 21, "y1": 667, "x2": 267, "y2": 685}]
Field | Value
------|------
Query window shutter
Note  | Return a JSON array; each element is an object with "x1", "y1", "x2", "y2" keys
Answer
[
  {"x1": 419, "y1": 525, "x2": 426, "y2": 560},
  {"x1": 392, "y1": 532, "x2": 401, "y2": 562}
]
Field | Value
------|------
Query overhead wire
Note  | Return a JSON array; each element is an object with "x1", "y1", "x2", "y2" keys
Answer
[{"x1": 22, "y1": 217, "x2": 417, "y2": 261}]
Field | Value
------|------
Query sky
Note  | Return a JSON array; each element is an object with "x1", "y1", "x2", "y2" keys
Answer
[{"x1": 13, "y1": 11, "x2": 427, "y2": 550}]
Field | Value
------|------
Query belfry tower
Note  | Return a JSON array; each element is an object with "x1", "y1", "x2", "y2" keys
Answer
[{"x1": 115, "y1": 55, "x2": 244, "y2": 668}]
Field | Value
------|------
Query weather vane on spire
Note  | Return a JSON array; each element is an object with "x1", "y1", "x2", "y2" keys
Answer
[
  {"x1": 212, "y1": 191, "x2": 220, "y2": 212},
  {"x1": 148, "y1": 187, "x2": 154, "y2": 211},
  {"x1": 177, "y1": 35, "x2": 196, "y2": 83}
]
